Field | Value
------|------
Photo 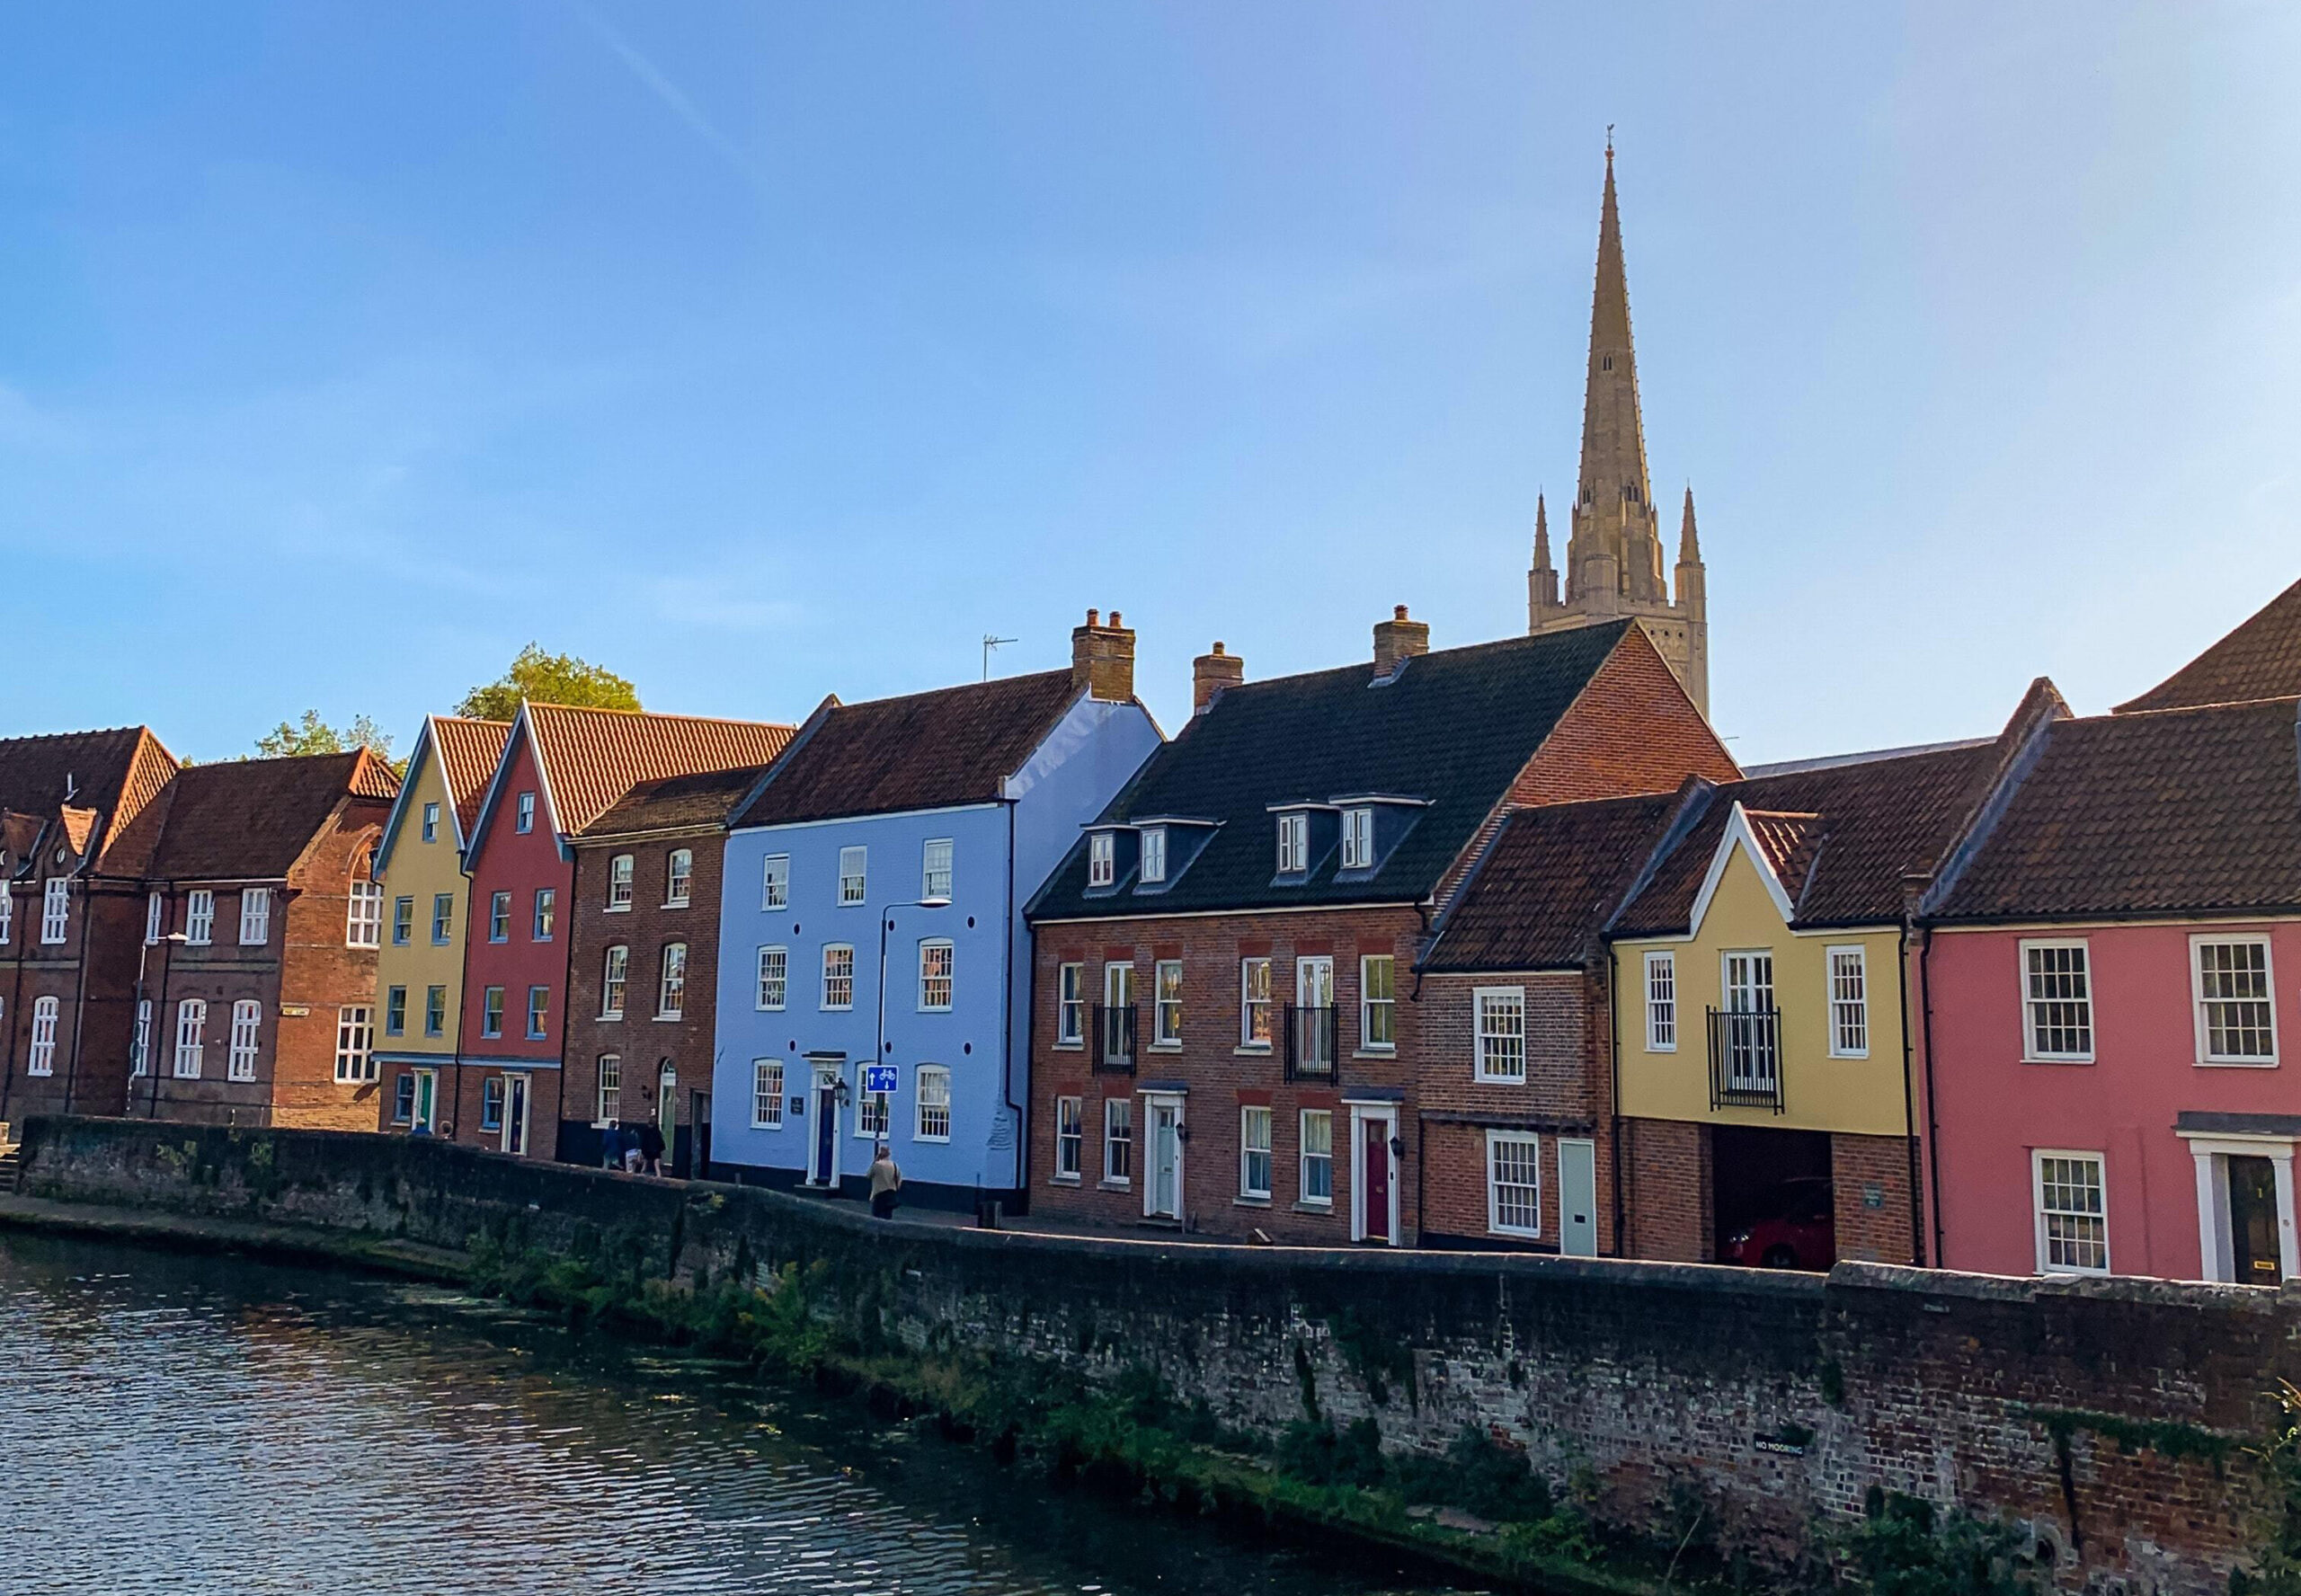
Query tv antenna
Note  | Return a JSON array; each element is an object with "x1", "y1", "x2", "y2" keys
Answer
[{"x1": 982, "y1": 634, "x2": 1019, "y2": 680}]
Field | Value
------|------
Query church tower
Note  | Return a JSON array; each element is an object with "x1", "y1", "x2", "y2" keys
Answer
[{"x1": 1528, "y1": 141, "x2": 1710, "y2": 716}]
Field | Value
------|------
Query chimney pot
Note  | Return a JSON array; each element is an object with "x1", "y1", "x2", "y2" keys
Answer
[
  {"x1": 1071, "y1": 607, "x2": 1136, "y2": 703},
  {"x1": 1085, "y1": 607, "x2": 1098, "y2": 626},
  {"x1": 1109, "y1": 610, "x2": 1122, "y2": 627},
  {"x1": 1372, "y1": 606, "x2": 1431, "y2": 679},
  {"x1": 1193, "y1": 640, "x2": 1246, "y2": 716}
]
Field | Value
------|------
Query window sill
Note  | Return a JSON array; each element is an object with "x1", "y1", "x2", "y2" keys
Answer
[
  {"x1": 1234, "y1": 1044, "x2": 1274, "y2": 1057},
  {"x1": 1352, "y1": 1048, "x2": 1396, "y2": 1060},
  {"x1": 2021, "y1": 1055, "x2": 2095, "y2": 1066},
  {"x1": 603, "y1": 905, "x2": 630, "y2": 914},
  {"x1": 919, "y1": 1008, "x2": 953, "y2": 1016},
  {"x1": 653, "y1": 1014, "x2": 684, "y2": 1024},
  {"x1": 1049, "y1": 1175, "x2": 1082, "y2": 1186},
  {"x1": 1293, "y1": 1200, "x2": 1334, "y2": 1214},
  {"x1": 751, "y1": 1122, "x2": 784, "y2": 1132},
  {"x1": 2198, "y1": 1058, "x2": 2279, "y2": 1069},
  {"x1": 1828, "y1": 1051, "x2": 1872, "y2": 1061},
  {"x1": 1489, "y1": 1227, "x2": 1543, "y2": 1242},
  {"x1": 664, "y1": 901, "x2": 690, "y2": 911},
  {"x1": 1473, "y1": 1073, "x2": 1528, "y2": 1086},
  {"x1": 757, "y1": 1006, "x2": 786, "y2": 1015},
  {"x1": 1098, "y1": 1178, "x2": 1133, "y2": 1192},
  {"x1": 600, "y1": 1013, "x2": 624, "y2": 1023},
  {"x1": 1150, "y1": 1042, "x2": 1183, "y2": 1052},
  {"x1": 1233, "y1": 1195, "x2": 1273, "y2": 1209}
]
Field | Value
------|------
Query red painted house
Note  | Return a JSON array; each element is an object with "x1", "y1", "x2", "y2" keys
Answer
[{"x1": 449, "y1": 703, "x2": 792, "y2": 1158}]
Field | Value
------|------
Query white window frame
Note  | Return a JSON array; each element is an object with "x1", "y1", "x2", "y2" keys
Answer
[
  {"x1": 915, "y1": 1065, "x2": 952, "y2": 1142},
  {"x1": 144, "y1": 890, "x2": 163, "y2": 945},
  {"x1": 131, "y1": 998, "x2": 153, "y2": 1077},
  {"x1": 516, "y1": 791, "x2": 536, "y2": 833},
  {"x1": 1103, "y1": 1096, "x2": 1133, "y2": 1185},
  {"x1": 756, "y1": 945, "x2": 788, "y2": 1011},
  {"x1": 665, "y1": 847, "x2": 694, "y2": 908},
  {"x1": 921, "y1": 838, "x2": 954, "y2": 901},
  {"x1": 1487, "y1": 1130, "x2": 1542, "y2": 1237},
  {"x1": 422, "y1": 802, "x2": 440, "y2": 843},
  {"x1": 838, "y1": 846, "x2": 867, "y2": 907},
  {"x1": 238, "y1": 887, "x2": 271, "y2": 946},
  {"x1": 751, "y1": 1059, "x2": 785, "y2": 1128},
  {"x1": 1239, "y1": 1105, "x2": 1273, "y2": 1200},
  {"x1": 27, "y1": 995, "x2": 59, "y2": 1076},
  {"x1": 821, "y1": 944, "x2": 855, "y2": 1011},
  {"x1": 1055, "y1": 962, "x2": 1085, "y2": 1047},
  {"x1": 336, "y1": 1004, "x2": 378, "y2": 1085},
  {"x1": 230, "y1": 999, "x2": 263, "y2": 1081},
  {"x1": 657, "y1": 943, "x2": 688, "y2": 1019},
  {"x1": 1475, "y1": 986, "x2": 1528, "y2": 1083},
  {"x1": 2192, "y1": 935, "x2": 2279, "y2": 1067},
  {"x1": 1054, "y1": 1095, "x2": 1084, "y2": 1181},
  {"x1": 596, "y1": 1053, "x2": 622, "y2": 1125},
  {"x1": 1087, "y1": 832, "x2": 1115, "y2": 888},
  {"x1": 608, "y1": 853, "x2": 635, "y2": 909},
  {"x1": 185, "y1": 888, "x2": 215, "y2": 947},
  {"x1": 919, "y1": 939, "x2": 954, "y2": 1013},
  {"x1": 1644, "y1": 951, "x2": 1677, "y2": 1052},
  {"x1": 1275, "y1": 811, "x2": 1309, "y2": 874},
  {"x1": 1239, "y1": 956, "x2": 1273, "y2": 1048},
  {"x1": 761, "y1": 854, "x2": 789, "y2": 910},
  {"x1": 346, "y1": 882, "x2": 382, "y2": 948},
  {"x1": 1339, "y1": 806, "x2": 1373, "y2": 870},
  {"x1": 1359, "y1": 953, "x2": 1396, "y2": 1052},
  {"x1": 1300, "y1": 1108, "x2": 1333, "y2": 1207},
  {"x1": 1153, "y1": 958, "x2": 1184, "y2": 1046},
  {"x1": 2021, "y1": 939, "x2": 2094, "y2": 1062},
  {"x1": 1138, "y1": 827, "x2": 1167, "y2": 884},
  {"x1": 1826, "y1": 945, "x2": 1870, "y2": 1060},
  {"x1": 173, "y1": 998, "x2": 207, "y2": 1078},
  {"x1": 40, "y1": 877, "x2": 68, "y2": 944},
  {"x1": 0, "y1": 886, "x2": 11, "y2": 945},
  {"x1": 2033, "y1": 1148, "x2": 2110, "y2": 1275}
]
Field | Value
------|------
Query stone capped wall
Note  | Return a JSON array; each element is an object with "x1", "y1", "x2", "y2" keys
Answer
[{"x1": 15, "y1": 1114, "x2": 2286, "y2": 1593}]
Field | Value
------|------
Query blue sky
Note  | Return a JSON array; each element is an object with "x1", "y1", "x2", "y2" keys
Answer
[{"x1": 4, "y1": 4, "x2": 2297, "y2": 764}]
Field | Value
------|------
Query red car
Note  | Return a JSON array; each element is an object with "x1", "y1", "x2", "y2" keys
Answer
[{"x1": 1722, "y1": 1177, "x2": 1836, "y2": 1271}]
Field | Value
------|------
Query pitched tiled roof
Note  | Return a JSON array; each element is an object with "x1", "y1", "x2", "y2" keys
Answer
[
  {"x1": 1612, "y1": 740, "x2": 2003, "y2": 936},
  {"x1": 1932, "y1": 696, "x2": 2301, "y2": 920},
  {"x1": 0, "y1": 726, "x2": 181, "y2": 875},
  {"x1": 733, "y1": 670, "x2": 1084, "y2": 829},
  {"x1": 1421, "y1": 791, "x2": 1684, "y2": 972},
  {"x1": 1031, "y1": 623, "x2": 1635, "y2": 919},
  {"x1": 2117, "y1": 578, "x2": 2301, "y2": 714},
  {"x1": 147, "y1": 749, "x2": 400, "y2": 881},
  {"x1": 582, "y1": 763, "x2": 771, "y2": 840},
  {"x1": 431, "y1": 716, "x2": 511, "y2": 838},
  {"x1": 522, "y1": 704, "x2": 795, "y2": 838}
]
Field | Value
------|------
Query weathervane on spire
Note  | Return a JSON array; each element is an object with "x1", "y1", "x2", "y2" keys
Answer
[{"x1": 1605, "y1": 124, "x2": 1613, "y2": 157}]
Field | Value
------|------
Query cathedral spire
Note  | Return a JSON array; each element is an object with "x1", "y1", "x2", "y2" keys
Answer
[
  {"x1": 1533, "y1": 492, "x2": 1551, "y2": 567},
  {"x1": 1575, "y1": 140, "x2": 1654, "y2": 525},
  {"x1": 1678, "y1": 486, "x2": 1700, "y2": 563}
]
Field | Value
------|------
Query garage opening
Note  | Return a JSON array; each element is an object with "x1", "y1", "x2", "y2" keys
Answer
[{"x1": 1714, "y1": 1125, "x2": 1834, "y2": 1270}]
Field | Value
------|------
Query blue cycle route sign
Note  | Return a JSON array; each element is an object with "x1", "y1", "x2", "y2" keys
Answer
[{"x1": 863, "y1": 1065, "x2": 899, "y2": 1095}]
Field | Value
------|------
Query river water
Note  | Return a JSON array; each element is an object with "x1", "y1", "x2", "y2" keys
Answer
[{"x1": 0, "y1": 1232, "x2": 1464, "y2": 1596}]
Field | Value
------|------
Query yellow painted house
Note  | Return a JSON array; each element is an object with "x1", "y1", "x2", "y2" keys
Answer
[
  {"x1": 1604, "y1": 740, "x2": 2008, "y2": 1269},
  {"x1": 369, "y1": 715, "x2": 509, "y2": 1135}
]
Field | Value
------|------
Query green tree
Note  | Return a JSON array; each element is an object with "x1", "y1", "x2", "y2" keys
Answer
[
  {"x1": 254, "y1": 711, "x2": 401, "y2": 773},
  {"x1": 457, "y1": 643, "x2": 640, "y2": 722}
]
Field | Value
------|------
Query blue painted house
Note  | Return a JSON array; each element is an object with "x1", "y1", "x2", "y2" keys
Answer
[{"x1": 711, "y1": 611, "x2": 1160, "y2": 1210}]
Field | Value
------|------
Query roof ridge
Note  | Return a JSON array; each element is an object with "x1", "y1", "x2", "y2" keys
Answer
[
  {"x1": 2079, "y1": 693, "x2": 2301, "y2": 725},
  {"x1": 1212, "y1": 620, "x2": 1637, "y2": 701},
  {"x1": 524, "y1": 701, "x2": 794, "y2": 730}
]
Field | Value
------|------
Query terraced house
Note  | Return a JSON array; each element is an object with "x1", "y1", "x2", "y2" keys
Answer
[
  {"x1": 1026, "y1": 609, "x2": 1735, "y2": 1245},
  {"x1": 449, "y1": 704, "x2": 792, "y2": 1161},
  {"x1": 370, "y1": 715, "x2": 509, "y2": 1139}
]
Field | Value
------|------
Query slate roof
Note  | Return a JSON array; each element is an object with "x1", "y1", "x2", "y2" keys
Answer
[
  {"x1": 147, "y1": 749, "x2": 399, "y2": 882},
  {"x1": 2117, "y1": 578, "x2": 2301, "y2": 714},
  {"x1": 733, "y1": 669, "x2": 1084, "y2": 829},
  {"x1": 582, "y1": 763, "x2": 772, "y2": 840},
  {"x1": 1612, "y1": 740, "x2": 2003, "y2": 936},
  {"x1": 1030, "y1": 622, "x2": 1636, "y2": 919},
  {"x1": 1421, "y1": 791, "x2": 1684, "y2": 972},
  {"x1": 1932, "y1": 696, "x2": 2301, "y2": 921},
  {"x1": 516, "y1": 705, "x2": 795, "y2": 839},
  {"x1": 431, "y1": 716, "x2": 511, "y2": 838},
  {"x1": 0, "y1": 726, "x2": 181, "y2": 875}
]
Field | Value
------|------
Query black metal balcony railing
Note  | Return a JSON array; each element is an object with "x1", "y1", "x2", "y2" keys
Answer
[
  {"x1": 1284, "y1": 1005, "x2": 1338, "y2": 1082},
  {"x1": 1708, "y1": 1006, "x2": 1784, "y2": 1113},
  {"x1": 1093, "y1": 1004, "x2": 1138, "y2": 1074}
]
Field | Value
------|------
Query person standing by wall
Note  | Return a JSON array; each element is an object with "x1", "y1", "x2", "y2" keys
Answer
[{"x1": 868, "y1": 1144, "x2": 902, "y2": 1219}]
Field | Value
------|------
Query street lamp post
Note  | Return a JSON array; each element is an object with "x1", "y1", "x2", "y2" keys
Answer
[
  {"x1": 837, "y1": 893, "x2": 950, "y2": 1193},
  {"x1": 139, "y1": 931, "x2": 188, "y2": 1117}
]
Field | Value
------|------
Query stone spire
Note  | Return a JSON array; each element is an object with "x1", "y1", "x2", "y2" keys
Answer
[
  {"x1": 1678, "y1": 486, "x2": 1700, "y2": 563},
  {"x1": 1575, "y1": 139, "x2": 1655, "y2": 534},
  {"x1": 1528, "y1": 492, "x2": 1559, "y2": 624}
]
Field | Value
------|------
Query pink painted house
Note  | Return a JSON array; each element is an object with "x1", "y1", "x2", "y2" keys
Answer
[{"x1": 1921, "y1": 619, "x2": 2301, "y2": 1282}]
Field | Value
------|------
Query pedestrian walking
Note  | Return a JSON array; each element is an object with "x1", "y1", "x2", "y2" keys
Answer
[
  {"x1": 637, "y1": 1119, "x2": 667, "y2": 1177},
  {"x1": 621, "y1": 1122, "x2": 644, "y2": 1175},
  {"x1": 601, "y1": 1122, "x2": 623, "y2": 1171},
  {"x1": 868, "y1": 1143, "x2": 902, "y2": 1219}
]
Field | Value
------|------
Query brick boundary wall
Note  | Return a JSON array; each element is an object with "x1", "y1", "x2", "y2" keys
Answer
[{"x1": 14, "y1": 1115, "x2": 2288, "y2": 1593}]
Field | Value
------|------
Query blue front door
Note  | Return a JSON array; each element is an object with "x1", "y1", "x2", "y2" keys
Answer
[{"x1": 812, "y1": 1077, "x2": 839, "y2": 1184}]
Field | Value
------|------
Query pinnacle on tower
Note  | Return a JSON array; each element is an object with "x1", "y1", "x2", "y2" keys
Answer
[
  {"x1": 1533, "y1": 492, "x2": 1552, "y2": 568},
  {"x1": 1679, "y1": 486, "x2": 1700, "y2": 563}
]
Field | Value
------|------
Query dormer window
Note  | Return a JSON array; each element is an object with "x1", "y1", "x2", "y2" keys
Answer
[
  {"x1": 1340, "y1": 808, "x2": 1373, "y2": 870},
  {"x1": 1139, "y1": 827, "x2": 1167, "y2": 884},
  {"x1": 1088, "y1": 832, "x2": 1116, "y2": 888},
  {"x1": 1276, "y1": 812, "x2": 1309, "y2": 875}
]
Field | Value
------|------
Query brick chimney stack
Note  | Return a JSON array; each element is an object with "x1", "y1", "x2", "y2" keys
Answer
[
  {"x1": 1071, "y1": 607, "x2": 1137, "y2": 702},
  {"x1": 1372, "y1": 605, "x2": 1430, "y2": 679},
  {"x1": 1192, "y1": 641, "x2": 1245, "y2": 715}
]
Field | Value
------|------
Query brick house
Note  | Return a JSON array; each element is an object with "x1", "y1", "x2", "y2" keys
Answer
[
  {"x1": 448, "y1": 703, "x2": 791, "y2": 1159},
  {"x1": 1411, "y1": 789, "x2": 1692, "y2": 1254},
  {"x1": 1024, "y1": 610, "x2": 1736, "y2": 1245},
  {"x1": 133, "y1": 749, "x2": 403, "y2": 1129},
  {"x1": 0, "y1": 727, "x2": 180, "y2": 1127},
  {"x1": 561, "y1": 764, "x2": 767, "y2": 1176}
]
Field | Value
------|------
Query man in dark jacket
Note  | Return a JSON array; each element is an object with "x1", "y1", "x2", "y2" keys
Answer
[{"x1": 636, "y1": 1119, "x2": 668, "y2": 1177}]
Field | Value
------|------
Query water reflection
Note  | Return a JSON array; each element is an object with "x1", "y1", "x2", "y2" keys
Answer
[{"x1": 0, "y1": 1234, "x2": 1456, "y2": 1596}]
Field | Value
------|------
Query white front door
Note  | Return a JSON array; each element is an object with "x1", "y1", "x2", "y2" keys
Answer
[
  {"x1": 1721, "y1": 951, "x2": 1778, "y2": 1091},
  {"x1": 1559, "y1": 1138, "x2": 1598, "y2": 1256},
  {"x1": 502, "y1": 1073, "x2": 531, "y2": 1157},
  {"x1": 1147, "y1": 1097, "x2": 1183, "y2": 1220}
]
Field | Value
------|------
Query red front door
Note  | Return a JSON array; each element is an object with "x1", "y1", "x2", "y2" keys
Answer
[{"x1": 1363, "y1": 1118, "x2": 1390, "y2": 1242}]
